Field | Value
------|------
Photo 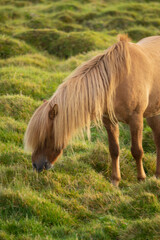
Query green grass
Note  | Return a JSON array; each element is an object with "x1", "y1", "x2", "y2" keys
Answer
[
  {"x1": 15, "y1": 29, "x2": 114, "y2": 58},
  {"x1": 0, "y1": 0, "x2": 160, "y2": 239},
  {"x1": 0, "y1": 35, "x2": 36, "y2": 59}
]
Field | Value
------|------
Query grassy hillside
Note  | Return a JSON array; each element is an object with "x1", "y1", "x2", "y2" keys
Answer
[{"x1": 0, "y1": 0, "x2": 160, "y2": 239}]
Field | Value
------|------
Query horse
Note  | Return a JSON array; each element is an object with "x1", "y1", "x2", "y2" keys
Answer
[{"x1": 24, "y1": 34, "x2": 160, "y2": 186}]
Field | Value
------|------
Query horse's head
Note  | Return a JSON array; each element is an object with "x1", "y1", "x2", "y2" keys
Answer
[
  {"x1": 25, "y1": 101, "x2": 63, "y2": 172},
  {"x1": 32, "y1": 103, "x2": 63, "y2": 172},
  {"x1": 32, "y1": 146, "x2": 63, "y2": 172}
]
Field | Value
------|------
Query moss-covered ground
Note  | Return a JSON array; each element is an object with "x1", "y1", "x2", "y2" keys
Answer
[{"x1": 0, "y1": 0, "x2": 160, "y2": 239}]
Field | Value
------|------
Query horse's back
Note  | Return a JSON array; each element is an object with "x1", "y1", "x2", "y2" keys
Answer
[
  {"x1": 137, "y1": 36, "x2": 160, "y2": 58},
  {"x1": 137, "y1": 35, "x2": 160, "y2": 45},
  {"x1": 136, "y1": 36, "x2": 160, "y2": 78}
]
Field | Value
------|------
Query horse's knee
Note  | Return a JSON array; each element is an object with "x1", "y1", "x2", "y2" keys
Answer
[{"x1": 131, "y1": 146, "x2": 143, "y2": 160}]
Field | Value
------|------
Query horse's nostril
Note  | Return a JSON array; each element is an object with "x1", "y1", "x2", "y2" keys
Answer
[{"x1": 33, "y1": 163, "x2": 37, "y2": 169}]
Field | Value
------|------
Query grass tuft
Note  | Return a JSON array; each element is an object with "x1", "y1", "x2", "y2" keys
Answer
[{"x1": 0, "y1": 35, "x2": 36, "y2": 59}]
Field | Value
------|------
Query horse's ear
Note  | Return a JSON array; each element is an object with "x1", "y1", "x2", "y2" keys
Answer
[{"x1": 48, "y1": 104, "x2": 58, "y2": 120}]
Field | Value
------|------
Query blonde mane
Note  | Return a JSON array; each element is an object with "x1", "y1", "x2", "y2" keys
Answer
[{"x1": 24, "y1": 35, "x2": 131, "y2": 152}]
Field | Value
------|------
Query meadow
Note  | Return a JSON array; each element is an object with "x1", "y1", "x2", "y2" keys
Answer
[{"x1": 0, "y1": 0, "x2": 160, "y2": 239}]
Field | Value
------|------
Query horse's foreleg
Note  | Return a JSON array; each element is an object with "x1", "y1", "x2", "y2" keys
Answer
[
  {"x1": 147, "y1": 115, "x2": 160, "y2": 178},
  {"x1": 129, "y1": 114, "x2": 146, "y2": 181},
  {"x1": 103, "y1": 117, "x2": 120, "y2": 186}
]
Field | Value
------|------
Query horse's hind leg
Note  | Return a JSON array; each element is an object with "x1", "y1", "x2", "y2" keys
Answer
[
  {"x1": 147, "y1": 115, "x2": 160, "y2": 178},
  {"x1": 103, "y1": 117, "x2": 121, "y2": 186},
  {"x1": 129, "y1": 114, "x2": 146, "y2": 181}
]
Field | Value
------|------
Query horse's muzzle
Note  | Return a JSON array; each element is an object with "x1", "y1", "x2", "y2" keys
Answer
[{"x1": 32, "y1": 158, "x2": 52, "y2": 172}]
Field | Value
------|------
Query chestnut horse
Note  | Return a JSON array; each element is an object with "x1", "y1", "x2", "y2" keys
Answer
[{"x1": 24, "y1": 34, "x2": 160, "y2": 186}]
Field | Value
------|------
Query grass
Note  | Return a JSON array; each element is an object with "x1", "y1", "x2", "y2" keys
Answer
[
  {"x1": 0, "y1": 35, "x2": 36, "y2": 59},
  {"x1": 15, "y1": 29, "x2": 113, "y2": 58},
  {"x1": 0, "y1": 0, "x2": 160, "y2": 239}
]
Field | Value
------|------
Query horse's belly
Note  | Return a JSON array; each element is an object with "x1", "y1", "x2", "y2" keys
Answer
[
  {"x1": 144, "y1": 108, "x2": 160, "y2": 118},
  {"x1": 144, "y1": 96, "x2": 160, "y2": 118}
]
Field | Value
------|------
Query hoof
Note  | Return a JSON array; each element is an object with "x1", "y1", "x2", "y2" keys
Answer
[
  {"x1": 111, "y1": 179, "x2": 120, "y2": 187},
  {"x1": 137, "y1": 176, "x2": 146, "y2": 182}
]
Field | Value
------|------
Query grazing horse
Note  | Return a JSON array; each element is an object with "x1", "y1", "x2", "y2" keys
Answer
[{"x1": 24, "y1": 34, "x2": 160, "y2": 186}]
